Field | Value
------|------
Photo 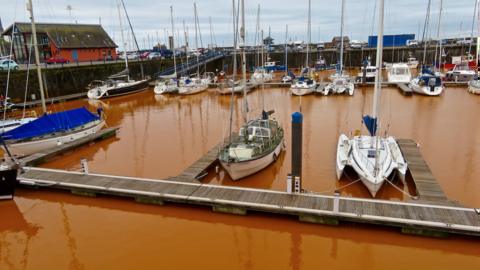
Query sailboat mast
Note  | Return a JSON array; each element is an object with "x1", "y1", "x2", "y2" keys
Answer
[
  {"x1": 27, "y1": 0, "x2": 47, "y2": 114},
  {"x1": 306, "y1": 0, "x2": 311, "y2": 69},
  {"x1": 117, "y1": 0, "x2": 129, "y2": 81},
  {"x1": 435, "y1": 0, "x2": 443, "y2": 72},
  {"x1": 422, "y1": 0, "x2": 432, "y2": 65},
  {"x1": 261, "y1": 29, "x2": 265, "y2": 111},
  {"x1": 469, "y1": 0, "x2": 479, "y2": 54},
  {"x1": 170, "y1": 6, "x2": 177, "y2": 76},
  {"x1": 194, "y1": 2, "x2": 200, "y2": 76},
  {"x1": 373, "y1": 0, "x2": 385, "y2": 176},
  {"x1": 285, "y1": 25, "x2": 288, "y2": 77},
  {"x1": 240, "y1": 0, "x2": 247, "y2": 123},
  {"x1": 372, "y1": 0, "x2": 384, "y2": 121},
  {"x1": 229, "y1": 0, "x2": 238, "y2": 144},
  {"x1": 339, "y1": 0, "x2": 345, "y2": 74}
]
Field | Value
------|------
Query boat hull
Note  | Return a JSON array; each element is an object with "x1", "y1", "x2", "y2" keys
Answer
[
  {"x1": 408, "y1": 79, "x2": 443, "y2": 96},
  {"x1": 336, "y1": 135, "x2": 407, "y2": 197},
  {"x1": 220, "y1": 139, "x2": 284, "y2": 181},
  {"x1": 4, "y1": 120, "x2": 105, "y2": 157},
  {"x1": 468, "y1": 80, "x2": 480, "y2": 94},
  {"x1": 179, "y1": 84, "x2": 209, "y2": 95},
  {"x1": 87, "y1": 80, "x2": 149, "y2": 99},
  {"x1": 290, "y1": 86, "x2": 315, "y2": 96}
]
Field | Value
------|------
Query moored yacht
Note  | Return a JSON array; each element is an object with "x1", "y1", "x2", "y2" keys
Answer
[
  {"x1": 336, "y1": 0, "x2": 407, "y2": 197},
  {"x1": 387, "y1": 63, "x2": 412, "y2": 83}
]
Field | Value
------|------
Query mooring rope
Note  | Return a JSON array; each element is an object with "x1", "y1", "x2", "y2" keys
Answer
[{"x1": 384, "y1": 177, "x2": 418, "y2": 200}]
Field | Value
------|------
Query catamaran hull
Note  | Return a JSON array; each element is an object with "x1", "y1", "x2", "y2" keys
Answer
[
  {"x1": 408, "y1": 80, "x2": 443, "y2": 96},
  {"x1": 324, "y1": 82, "x2": 355, "y2": 96},
  {"x1": 220, "y1": 140, "x2": 284, "y2": 181},
  {"x1": 87, "y1": 80, "x2": 149, "y2": 99},
  {"x1": 4, "y1": 121, "x2": 105, "y2": 157},
  {"x1": 336, "y1": 135, "x2": 407, "y2": 197}
]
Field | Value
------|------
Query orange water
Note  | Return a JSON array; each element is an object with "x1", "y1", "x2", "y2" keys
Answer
[{"x1": 1, "y1": 84, "x2": 480, "y2": 269}]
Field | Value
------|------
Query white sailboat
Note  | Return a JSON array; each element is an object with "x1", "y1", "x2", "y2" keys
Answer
[
  {"x1": 409, "y1": 0, "x2": 444, "y2": 96},
  {"x1": 281, "y1": 25, "x2": 294, "y2": 83},
  {"x1": 290, "y1": 0, "x2": 317, "y2": 96},
  {"x1": 219, "y1": 0, "x2": 285, "y2": 181},
  {"x1": 1, "y1": 24, "x2": 37, "y2": 133},
  {"x1": 87, "y1": 0, "x2": 148, "y2": 99},
  {"x1": 336, "y1": 0, "x2": 407, "y2": 197},
  {"x1": 154, "y1": 6, "x2": 179, "y2": 95},
  {"x1": 179, "y1": 2, "x2": 210, "y2": 95},
  {"x1": 2, "y1": 0, "x2": 105, "y2": 157},
  {"x1": 324, "y1": 0, "x2": 354, "y2": 96}
]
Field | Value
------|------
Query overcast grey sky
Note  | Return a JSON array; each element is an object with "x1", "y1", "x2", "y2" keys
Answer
[{"x1": 1, "y1": 0, "x2": 478, "y2": 50}]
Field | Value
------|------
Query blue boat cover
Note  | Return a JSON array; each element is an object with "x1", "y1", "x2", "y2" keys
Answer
[
  {"x1": 2, "y1": 107, "x2": 99, "y2": 141},
  {"x1": 363, "y1": 115, "x2": 377, "y2": 136},
  {"x1": 287, "y1": 70, "x2": 296, "y2": 79}
]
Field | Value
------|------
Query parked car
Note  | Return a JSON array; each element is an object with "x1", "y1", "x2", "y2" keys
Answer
[
  {"x1": 350, "y1": 40, "x2": 365, "y2": 49},
  {"x1": 0, "y1": 59, "x2": 19, "y2": 71},
  {"x1": 148, "y1": 52, "x2": 162, "y2": 60},
  {"x1": 46, "y1": 56, "x2": 69, "y2": 64},
  {"x1": 406, "y1": 39, "x2": 419, "y2": 47},
  {"x1": 457, "y1": 38, "x2": 473, "y2": 45},
  {"x1": 140, "y1": 51, "x2": 150, "y2": 59}
]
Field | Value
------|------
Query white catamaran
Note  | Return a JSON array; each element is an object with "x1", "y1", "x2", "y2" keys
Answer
[{"x1": 336, "y1": 0, "x2": 407, "y2": 197}]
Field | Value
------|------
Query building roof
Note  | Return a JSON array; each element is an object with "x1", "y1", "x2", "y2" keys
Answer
[
  {"x1": 332, "y1": 36, "x2": 350, "y2": 43},
  {"x1": 2, "y1": 22, "x2": 117, "y2": 49}
]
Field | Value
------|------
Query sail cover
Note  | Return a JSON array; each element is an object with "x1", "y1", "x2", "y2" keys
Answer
[
  {"x1": 2, "y1": 107, "x2": 99, "y2": 141},
  {"x1": 363, "y1": 115, "x2": 377, "y2": 136},
  {"x1": 108, "y1": 68, "x2": 129, "y2": 79}
]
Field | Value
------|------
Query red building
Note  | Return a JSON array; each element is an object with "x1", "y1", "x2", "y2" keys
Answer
[{"x1": 2, "y1": 22, "x2": 117, "y2": 63}]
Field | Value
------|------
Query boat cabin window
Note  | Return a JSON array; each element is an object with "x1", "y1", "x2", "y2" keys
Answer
[
  {"x1": 393, "y1": 68, "x2": 408, "y2": 75},
  {"x1": 368, "y1": 150, "x2": 376, "y2": 158},
  {"x1": 239, "y1": 126, "x2": 271, "y2": 138}
]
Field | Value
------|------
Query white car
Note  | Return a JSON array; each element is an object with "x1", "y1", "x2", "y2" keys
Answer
[{"x1": 406, "y1": 40, "x2": 419, "y2": 47}]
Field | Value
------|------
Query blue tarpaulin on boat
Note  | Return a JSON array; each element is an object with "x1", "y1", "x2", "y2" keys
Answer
[
  {"x1": 287, "y1": 70, "x2": 296, "y2": 79},
  {"x1": 2, "y1": 107, "x2": 99, "y2": 141},
  {"x1": 363, "y1": 115, "x2": 377, "y2": 136}
]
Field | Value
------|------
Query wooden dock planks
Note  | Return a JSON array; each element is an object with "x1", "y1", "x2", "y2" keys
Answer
[
  {"x1": 168, "y1": 142, "x2": 222, "y2": 183},
  {"x1": 397, "y1": 139, "x2": 451, "y2": 203},
  {"x1": 18, "y1": 167, "x2": 480, "y2": 237}
]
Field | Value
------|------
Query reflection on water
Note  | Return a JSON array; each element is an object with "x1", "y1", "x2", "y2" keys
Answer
[
  {"x1": 1, "y1": 190, "x2": 479, "y2": 269},
  {"x1": 1, "y1": 83, "x2": 480, "y2": 269}
]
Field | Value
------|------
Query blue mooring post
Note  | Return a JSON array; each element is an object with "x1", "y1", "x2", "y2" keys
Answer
[{"x1": 291, "y1": 111, "x2": 303, "y2": 193}]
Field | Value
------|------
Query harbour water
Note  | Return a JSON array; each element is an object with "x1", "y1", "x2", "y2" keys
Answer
[{"x1": 1, "y1": 84, "x2": 480, "y2": 269}]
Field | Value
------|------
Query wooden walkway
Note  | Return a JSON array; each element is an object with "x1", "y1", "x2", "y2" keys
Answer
[
  {"x1": 18, "y1": 127, "x2": 119, "y2": 166},
  {"x1": 168, "y1": 142, "x2": 222, "y2": 183},
  {"x1": 18, "y1": 167, "x2": 480, "y2": 237},
  {"x1": 12, "y1": 92, "x2": 87, "y2": 109},
  {"x1": 397, "y1": 139, "x2": 451, "y2": 204},
  {"x1": 395, "y1": 83, "x2": 413, "y2": 96}
]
